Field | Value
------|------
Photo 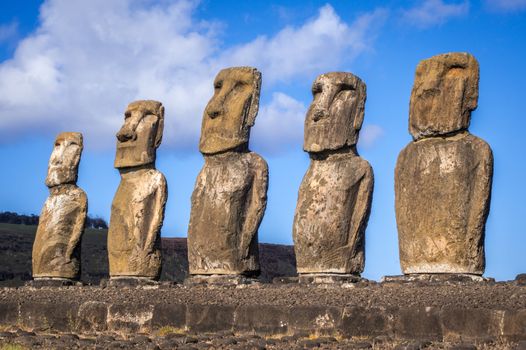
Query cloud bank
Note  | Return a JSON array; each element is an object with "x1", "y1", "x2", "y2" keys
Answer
[
  {"x1": 485, "y1": 0, "x2": 526, "y2": 12},
  {"x1": 402, "y1": 0, "x2": 469, "y2": 28},
  {"x1": 0, "y1": 0, "x2": 386, "y2": 152}
]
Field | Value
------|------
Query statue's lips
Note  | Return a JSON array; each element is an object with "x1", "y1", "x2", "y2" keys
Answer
[{"x1": 116, "y1": 141, "x2": 137, "y2": 150}]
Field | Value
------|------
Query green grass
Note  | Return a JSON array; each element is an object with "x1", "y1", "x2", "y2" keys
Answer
[
  {"x1": 0, "y1": 223, "x2": 37, "y2": 235},
  {"x1": 0, "y1": 223, "x2": 108, "y2": 236},
  {"x1": 0, "y1": 344, "x2": 28, "y2": 350}
]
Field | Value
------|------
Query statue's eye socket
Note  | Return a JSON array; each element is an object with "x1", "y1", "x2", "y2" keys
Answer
[
  {"x1": 55, "y1": 142, "x2": 60, "y2": 147},
  {"x1": 124, "y1": 112, "x2": 131, "y2": 119},
  {"x1": 340, "y1": 84, "x2": 354, "y2": 91},
  {"x1": 312, "y1": 84, "x2": 322, "y2": 94},
  {"x1": 214, "y1": 81, "x2": 223, "y2": 89},
  {"x1": 235, "y1": 81, "x2": 246, "y2": 88}
]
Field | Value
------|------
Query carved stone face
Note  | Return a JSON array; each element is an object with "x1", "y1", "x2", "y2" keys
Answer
[
  {"x1": 45, "y1": 132, "x2": 83, "y2": 187},
  {"x1": 409, "y1": 52, "x2": 479, "y2": 140},
  {"x1": 114, "y1": 100, "x2": 164, "y2": 169},
  {"x1": 304, "y1": 72, "x2": 366, "y2": 153},
  {"x1": 199, "y1": 67, "x2": 262, "y2": 155}
]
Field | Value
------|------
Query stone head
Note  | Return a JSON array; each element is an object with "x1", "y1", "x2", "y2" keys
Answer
[
  {"x1": 199, "y1": 67, "x2": 262, "y2": 154},
  {"x1": 45, "y1": 132, "x2": 83, "y2": 187},
  {"x1": 304, "y1": 72, "x2": 366, "y2": 153},
  {"x1": 114, "y1": 100, "x2": 164, "y2": 168},
  {"x1": 409, "y1": 52, "x2": 479, "y2": 140}
]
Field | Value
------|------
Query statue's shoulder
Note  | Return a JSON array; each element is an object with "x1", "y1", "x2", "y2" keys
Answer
[
  {"x1": 145, "y1": 168, "x2": 167, "y2": 188},
  {"x1": 465, "y1": 133, "x2": 493, "y2": 159},
  {"x1": 246, "y1": 151, "x2": 268, "y2": 172}
]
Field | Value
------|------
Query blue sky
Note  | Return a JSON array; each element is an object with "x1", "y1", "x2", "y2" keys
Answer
[{"x1": 0, "y1": 0, "x2": 525, "y2": 281}]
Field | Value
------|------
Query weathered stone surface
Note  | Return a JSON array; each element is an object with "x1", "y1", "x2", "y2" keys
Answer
[
  {"x1": 32, "y1": 132, "x2": 87, "y2": 280},
  {"x1": 20, "y1": 301, "x2": 80, "y2": 331},
  {"x1": 185, "y1": 274, "x2": 258, "y2": 286},
  {"x1": 304, "y1": 72, "x2": 367, "y2": 153},
  {"x1": 108, "y1": 100, "x2": 167, "y2": 280},
  {"x1": 440, "y1": 307, "x2": 500, "y2": 341},
  {"x1": 1, "y1": 285, "x2": 526, "y2": 342},
  {"x1": 234, "y1": 305, "x2": 289, "y2": 334},
  {"x1": 381, "y1": 274, "x2": 494, "y2": 284},
  {"x1": 293, "y1": 72, "x2": 373, "y2": 275},
  {"x1": 298, "y1": 273, "x2": 362, "y2": 284},
  {"x1": 409, "y1": 53, "x2": 479, "y2": 140},
  {"x1": 341, "y1": 306, "x2": 392, "y2": 338},
  {"x1": 188, "y1": 67, "x2": 268, "y2": 276},
  {"x1": 108, "y1": 303, "x2": 154, "y2": 333},
  {"x1": 395, "y1": 53, "x2": 493, "y2": 275},
  {"x1": 77, "y1": 301, "x2": 109, "y2": 332},
  {"x1": 393, "y1": 306, "x2": 442, "y2": 340},
  {"x1": 151, "y1": 303, "x2": 186, "y2": 330},
  {"x1": 199, "y1": 67, "x2": 261, "y2": 155},
  {"x1": 186, "y1": 305, "x2": 235, "y2": 334}
]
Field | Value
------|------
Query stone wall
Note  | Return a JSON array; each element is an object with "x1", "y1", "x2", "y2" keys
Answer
[{"x1": 1, "y1": 281, "x2": 525, "y2": 343}]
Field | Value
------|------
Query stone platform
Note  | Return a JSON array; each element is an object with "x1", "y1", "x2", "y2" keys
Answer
[{"x1": 0, "y1": 280, "x2": 525, "y2": 347}]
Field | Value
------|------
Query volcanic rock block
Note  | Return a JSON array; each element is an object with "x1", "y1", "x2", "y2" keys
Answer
[
  {"x1": 32, "y1": 132, "x2": 87, "y2": 281},
  {"x1": 108, "y1": 100, "x2": 168, "y2": 281},
  {"x1": 188, "y1": 67, "x2": 268, "y2": 276},
  {"x1": 395, "y1": 53, "x2": 493, "y2": 275},
  {"x1": 293, "y1": 72, "x2": 374, "y2": 277}
]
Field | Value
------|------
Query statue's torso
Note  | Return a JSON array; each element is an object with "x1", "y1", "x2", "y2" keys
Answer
[
  {"x1": 108, "y1": 168, "x2": 166, "y2": 278},
  {"x1": 32, "y1": 186, "x2": 87, "y2": 279},
  {"x1": 293, "y1": 153, "x2": 373, "y2": 274},
  {"x1": 188, "y1": 152, "x2": 266, "y2": 275},
  {"x1": 395, "y1": 133, "x2": 493, "y2": 274}
]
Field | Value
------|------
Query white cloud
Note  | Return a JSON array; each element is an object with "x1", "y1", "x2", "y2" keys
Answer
[
  {"x1": 485, "y1": 0, "x2": 526, "y2": 12},
  {"x1": 0, "y1": 0, "x2": 386, "y2": 153},
  {"x1": 252, "y1": 92, "x2": 306, "y2": 153},
  {"x1": 402, "y1": 0, "x2": 469, "y2": 28},
  {"x1": 220, "y1": 5, "x2": 387, "y2": 84},
  {"x1": 358, "y1": 124, "x2": 384, "y2": 149}
]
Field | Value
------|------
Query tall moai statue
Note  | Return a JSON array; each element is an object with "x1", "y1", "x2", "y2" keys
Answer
[
  {"x1": 187, "y1": 67, "x2": 268, "y2": 281},
  {"x1": 395, "y1": 53, "x2": 493, "y2": 276},
  {"x1": 293, "y1": 72, "x2": 374, "y2": 283},
  {"x1": 108, "y1": 100, "x2": 168, "y2": 283},
  {"x1": 32, "y1": 132, "x2": 87, "y2": 283}
]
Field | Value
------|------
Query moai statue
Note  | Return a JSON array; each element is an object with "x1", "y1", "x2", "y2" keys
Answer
[
  {"x1": 292, "y1": 72, "x2": 374, "y2": 283},
  {"x1": 187, "y1": 67, "x2": 268, "y2": 282},
  {"x1": 395, "y1": 53, "x2": 493, "y2": 278},
  {"x1": 32, "y1": 132, "x2": 87, "y2": 284},
  {"x1": 108, "y1": 100, "x2": 167, "y2": 284}
]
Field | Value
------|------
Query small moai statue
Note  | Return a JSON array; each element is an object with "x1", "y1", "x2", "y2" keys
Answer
[
  {"x1": 292, "y1": 72, "x2": 374, "y2": 283},
  {"x1": 187, "y1": 67, "x2": 268, "y2": 283},
  {"x1": 32, "y1": 132, "x2": 87, "y2": 284},
  {"x1": 395, "y1": 53, "x2": 493, "y2": 278},
  {"x1": 107, "y1": 100, "x2": 168, "y2": 284}
]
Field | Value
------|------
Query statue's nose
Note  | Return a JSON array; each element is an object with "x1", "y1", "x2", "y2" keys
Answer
[
  {"x1": 312, "y1": 109, "x2": 326, "y2": 122},
  {"x1": 116, "y1": 127, "x2": 136, "y2": 142},
  {"x1": 207, "y1": 101, "x2": 224, "y2": 119},
  {"x1": 208, "y1": 108, "x2": 222, "y2": 119}
]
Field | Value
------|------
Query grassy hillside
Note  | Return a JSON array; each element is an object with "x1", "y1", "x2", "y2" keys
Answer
[{"x1": 0, "y1": 224, "x2": 296, "y2": 286}]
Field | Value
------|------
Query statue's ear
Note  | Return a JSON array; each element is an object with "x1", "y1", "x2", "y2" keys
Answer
[
  {"x1": 353, "y1": 82, "x2": 366, "y2": 130},
  {"x1": 246, "y1": 70, "x2": 262, "y2": 127},
  {"x1": 154, "y1": 105, "x2": 165, "y2": 148}
]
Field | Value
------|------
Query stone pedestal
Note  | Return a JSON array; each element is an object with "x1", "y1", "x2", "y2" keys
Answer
[
  {"x1": 298, "y1": 273, "x2": 362, "y2": 284},
  {"x1": 184, "y1": 274, "x2": 259, "y2": 286},
  {"x1": 27, "y1": 278, "x2": 79, "y2": 288},
  {"x1": 381, "y1": 274, "x2": 494, "y2": 284},
  {"x1": 108, "y1": 277, "x2": 161, "y2": 287}
]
